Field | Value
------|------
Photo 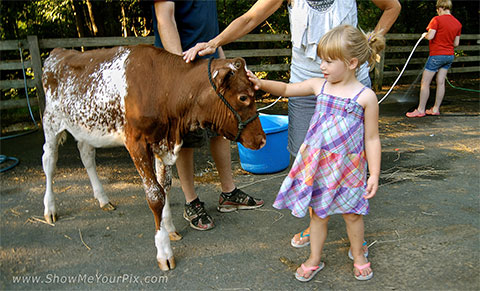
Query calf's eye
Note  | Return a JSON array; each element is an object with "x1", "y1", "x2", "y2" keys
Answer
[{"x1": 239, "y1": 96, "x2": 247, "y2": 102}]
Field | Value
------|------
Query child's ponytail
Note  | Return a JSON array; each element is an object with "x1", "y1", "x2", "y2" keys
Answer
[
  {"x1": 365, "y1": 30, "x2": 386, "y2": 70},
  {"x1": 316, "y1": 25, "x2": 386, "y2": 72}
]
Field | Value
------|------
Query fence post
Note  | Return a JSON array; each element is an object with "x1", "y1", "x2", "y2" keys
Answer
[
  {"x1": 373, "y1": 49, "x2": 385, "y2": 92},
  {"x1": 27, "y1": 35, "x2": 45, "y2": 121}
]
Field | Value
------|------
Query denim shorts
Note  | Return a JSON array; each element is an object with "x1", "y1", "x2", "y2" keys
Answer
[{"x1": 425, "y1": 55, "x2": 454, "y2": 72}]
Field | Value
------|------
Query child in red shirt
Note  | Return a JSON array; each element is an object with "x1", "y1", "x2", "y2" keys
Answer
[{"x1": 406, "y1": 0, "x2": 462, "y2": 117}]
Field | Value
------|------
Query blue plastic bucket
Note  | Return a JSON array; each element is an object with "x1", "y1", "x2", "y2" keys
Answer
[{"x1": 237, "y1": 114, "x2": 289, "y2": 174}]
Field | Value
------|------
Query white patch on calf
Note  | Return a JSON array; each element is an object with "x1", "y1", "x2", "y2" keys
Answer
[
  {"x1": 161, "y1": 194, "x2": 175, "y2": 234},
  {"x1": 142, "y1": 176, "x2": 164, "y2": 203},
  {"x1": 155, "y1": 227, "x2": 173, "y2": 261},
  {"x1": 162, "y1": 143, "x2": 182, "y2": 166},
  {"x1": 90, "y1": 49, "x2": 128, "y2": 108},
  {"x1": 228, "y1": 63, "x2": 238, "y2": 71},
  {"x1": 58, "y1": 47, "x2": 130, "y2": 147},
  {"x1": 151, "y1": 141, "x2": 183, "y2": 166}
]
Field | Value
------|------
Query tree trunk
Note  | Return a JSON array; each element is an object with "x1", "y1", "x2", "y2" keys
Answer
[
  {"x1": 71, "y1": 0, "x2": 85, "y2": 38},
  {"x1": 86, "y1": 0, "x2": 100, "y2": 36},
  {"x1": 120, "y1": 2, "x2": 128, "y2": 37}
]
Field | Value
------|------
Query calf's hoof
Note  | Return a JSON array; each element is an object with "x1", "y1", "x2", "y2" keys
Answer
[
  {"x1": 158, "y1": 257, "x2": 176, "y2": 271},
  {"x1": 44, "y1": 213, "x2": 57, "y2": 224},
  {"x1": 169, "y1": 231, "x2": 182, "y2": 241},
  {"x1": 101, "y1": 202, "x2": 116, "y2": 211}
]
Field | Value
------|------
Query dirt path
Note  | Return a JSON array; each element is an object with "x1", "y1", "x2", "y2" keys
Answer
[{"x1": 1, "y1": 86, "x2": 479, "y2": 290}]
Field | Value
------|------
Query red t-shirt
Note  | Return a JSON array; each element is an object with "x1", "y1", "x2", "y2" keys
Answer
[{"x1": 427, "y1": 14, "x2": 462, "y2": 56}]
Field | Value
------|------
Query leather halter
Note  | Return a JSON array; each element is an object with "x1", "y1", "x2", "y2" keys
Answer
[{"x1": 207, "y1": 58, "x2": 259, "y2": 142}]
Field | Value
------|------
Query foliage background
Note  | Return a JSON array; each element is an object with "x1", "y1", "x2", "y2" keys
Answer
[
  {"x1": 1, "y1": 0, "x2": 478, "y2": 40},
  {"x1": 0, "y1": 0, "x2": 478, "y2": 127}
]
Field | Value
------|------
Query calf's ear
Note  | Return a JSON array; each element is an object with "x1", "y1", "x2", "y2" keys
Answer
[
  {"x1": 233, "y1": 58, "x2": 243, "y2": 70},
  {"x1": 211, "y1": 58, "x2": 247, "y2": 92}
]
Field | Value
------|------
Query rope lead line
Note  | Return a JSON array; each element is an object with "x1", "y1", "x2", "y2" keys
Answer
[{"x1": 207, "y1": 58, "x2": 259, "y2": 142}]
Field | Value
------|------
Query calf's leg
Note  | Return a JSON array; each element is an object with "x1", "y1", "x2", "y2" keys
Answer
[
  {"x1": 77, "y1": 141, "x2": 115, "y2": 210},
  {"x1": 126, "y1": 140, "x2": 175, "y2": 270},
  {"x1": 155, "y1": 158, "x2": 182, "y2": 241},
  {"x1": 42, "y1": 130, "x2": 64, "y2": 224}
]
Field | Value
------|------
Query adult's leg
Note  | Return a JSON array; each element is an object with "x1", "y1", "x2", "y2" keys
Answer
[
  {"x1": 209, "y1": 136, "x2": 235, "y2": 193},
  {"x1": 213, "y1": 135, "x2": 264, "y2": 212},
  {"x1": 177, "y1": 146, "x2": 215, "y2": 230},
  {"x1": 175, "y1": 147, "x2": 197, "y2": 203}
]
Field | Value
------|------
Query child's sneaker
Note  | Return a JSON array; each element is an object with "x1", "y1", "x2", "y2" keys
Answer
[
  {"x1": 183, "y1": 199, "x2": 215, "y2": 230},
  {"x1": 217, "y1": 188, "x2": 264, "y2": 213}
]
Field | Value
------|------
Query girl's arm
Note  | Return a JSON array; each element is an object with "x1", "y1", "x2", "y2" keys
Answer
[
  {"x1": 247, "y1": 71, "x2": 320, "y2": 97},
  {"x1": 362, "y1": 91, "x2": 381, "y2": 199}
]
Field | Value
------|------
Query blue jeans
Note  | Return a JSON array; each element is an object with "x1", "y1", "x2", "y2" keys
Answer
[{"x1": 425, "y1": 55, "x2": 454, "y2": 72}]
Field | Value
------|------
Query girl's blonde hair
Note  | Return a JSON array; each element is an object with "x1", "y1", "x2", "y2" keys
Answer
[{"x1": 317, "y1": 24, "x2": 385, "y2": 71}]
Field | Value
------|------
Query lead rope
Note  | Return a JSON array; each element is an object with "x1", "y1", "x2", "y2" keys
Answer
[{"x1": 207, "y1": 58, "x2": 259, "y2": 142}]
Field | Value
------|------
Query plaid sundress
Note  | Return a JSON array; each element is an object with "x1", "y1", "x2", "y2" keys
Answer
[{"x1": 273, "y1": 81, "x2": 369, "y2": 219}]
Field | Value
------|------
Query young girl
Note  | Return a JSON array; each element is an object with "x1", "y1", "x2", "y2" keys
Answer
[{"x1": 248, "y1": 24, "x2": 384, "y2": 281}]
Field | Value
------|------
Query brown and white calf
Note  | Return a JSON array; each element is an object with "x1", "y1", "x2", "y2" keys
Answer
[{"x1": 41, "y1": 45, "x2": 266, "y2": 270}]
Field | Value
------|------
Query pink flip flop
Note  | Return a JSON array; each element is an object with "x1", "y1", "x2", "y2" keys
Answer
[
  {"x1": 406, "y1": 109, "x2": 426, "y2": 118},
  {"x1": 426, "y1": 108, "x2": 440, "y2": 115},
  {"x1": 353, "y1": 262, "x2": 373, "y2": 281},
  {"x1": 295, "y1": 262, "x2": 325, "y2": 282}
]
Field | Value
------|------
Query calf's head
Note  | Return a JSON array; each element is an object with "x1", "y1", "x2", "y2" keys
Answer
[{"x1": 201, "y1": 57, "x2": 266, "y2": 150}]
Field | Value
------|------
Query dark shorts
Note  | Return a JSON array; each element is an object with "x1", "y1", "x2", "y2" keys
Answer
[
  {"x1": 425, "y1": 55, "x2": 454, "y2": 72},
  {"x1": 182, "y1": 128, "x2": 219, "y2": 148}
]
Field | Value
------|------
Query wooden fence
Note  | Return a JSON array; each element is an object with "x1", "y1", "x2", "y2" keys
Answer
[{"x1": 1, "y1": 33, "x2": 478, "y2": 114}]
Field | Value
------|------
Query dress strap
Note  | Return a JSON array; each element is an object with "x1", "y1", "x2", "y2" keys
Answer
[
  {"x1": 320, "y1": 80, "x2": 327, "y2": 95},
  {"x1": 352, "y1": 86, "x2": 367, "y2": 102}
]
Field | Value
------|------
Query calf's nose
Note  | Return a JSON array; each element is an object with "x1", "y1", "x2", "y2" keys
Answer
[{"x1": 253, "y1": 134, "x2": 266, "y2": 150}]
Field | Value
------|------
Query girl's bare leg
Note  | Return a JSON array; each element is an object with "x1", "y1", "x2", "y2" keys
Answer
[
  {"x1": 343, "y1": 213, "x2": 372, "y2": 277},
  {"x1": 296, "y1": 212, "x2": 329, "y2": 279}
]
